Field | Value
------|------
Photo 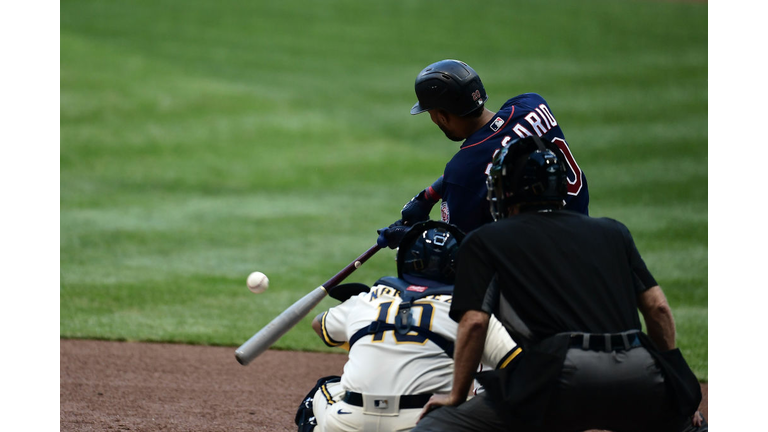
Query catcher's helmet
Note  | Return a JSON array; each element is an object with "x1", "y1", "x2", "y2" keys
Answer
[
  {"x1": 410, "y1": 59, "x2": 488, "y2": 116},
  {"x1": 486, "y1": 135, "x2": 567, "y2": 220},
  {"x1": 397, "y1": 220, "x2": 465, "y2": 287}
]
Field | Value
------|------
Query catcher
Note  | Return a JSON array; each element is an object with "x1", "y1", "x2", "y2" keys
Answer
[{"x1": 295, "y1": 221, "x2": 519, "y2": 432}]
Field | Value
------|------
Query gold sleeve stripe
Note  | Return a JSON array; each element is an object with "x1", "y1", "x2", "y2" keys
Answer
[
  {"x1": 498, "y1": 346, "x2": 523, "y2": 369},
  {"x1": 321, "y1": 311, "x2": 345, "y2": 347},
  {"x1": 320, "y1": 382, "x2": 336, "y2": 405}
]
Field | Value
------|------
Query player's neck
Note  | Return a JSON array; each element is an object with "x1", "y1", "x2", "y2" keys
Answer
[
  {"x1": 467, "y1": 109, "x2": 497, "y2": 135},
  {"x1": 480, "y1": 108, "x2": 496, "y2": 126},
  {"x1": 445, "y1": 108, "x2": 497, "y2": 141}
]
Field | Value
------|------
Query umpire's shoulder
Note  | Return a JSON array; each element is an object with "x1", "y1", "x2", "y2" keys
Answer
[
  {"x1": 460, "y1": 220, "x2": 507, "y2": 249},
  {"x1": 463, "y1": 222, "x2": 492, "y2": 242},
  {"x1": 590, "y1": 214, "x2": 627, "y2": 228},
  {"x1": 587, "y1": 215, "x2": 635, "y2": 237}
]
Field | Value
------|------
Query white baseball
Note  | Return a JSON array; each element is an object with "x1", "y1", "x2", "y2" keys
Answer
[{"x1": 247, "y1": 271, "x2": 269, "y2": 294}]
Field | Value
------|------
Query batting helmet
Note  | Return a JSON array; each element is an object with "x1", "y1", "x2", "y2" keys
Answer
[
  {"x1": 486, "y1": 135, "x2": 568, "y2": 220},
  {"x1": 396, "y1": 220, "x2": 465, "y2": 287},
  {"x1": 410, "y1": 59, "x2": 488, "y2": 116}
]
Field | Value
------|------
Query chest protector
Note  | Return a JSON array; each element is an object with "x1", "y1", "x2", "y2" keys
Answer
[{"x1": 348, "y1": 276, "x2": 455, "y2": 358}]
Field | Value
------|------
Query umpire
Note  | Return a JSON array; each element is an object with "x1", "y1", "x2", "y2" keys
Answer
[{"x1": 413, "y1": 136, "x2": 706, "y2": 432}]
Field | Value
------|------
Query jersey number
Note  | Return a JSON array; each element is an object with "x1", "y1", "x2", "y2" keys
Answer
[
  {"x1": 551, "y1": 138, "x2": 583, "y2": 196},
  {"x1": 485, "y1": 137, "x2": 583, "y2": 197},
  {"x1": 372, "y1": 301, "x2": 435, "y2": 344}
]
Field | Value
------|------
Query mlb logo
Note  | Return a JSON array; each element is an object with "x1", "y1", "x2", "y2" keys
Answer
[{"x1": 490, "y1": 117, "x2": 504, "y2": 132}]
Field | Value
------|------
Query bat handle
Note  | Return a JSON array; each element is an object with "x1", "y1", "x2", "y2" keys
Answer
[{"x1": 322, "y1": 244, "x2": 381, "y2": 290}]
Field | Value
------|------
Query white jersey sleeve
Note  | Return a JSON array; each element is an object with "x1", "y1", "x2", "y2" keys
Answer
[
  {"x1": 318, "y1": 295, "x2": 360, "y2": 347},
  {"x1": 481, "y1": 314, "x2": 520, "y2": 369}
]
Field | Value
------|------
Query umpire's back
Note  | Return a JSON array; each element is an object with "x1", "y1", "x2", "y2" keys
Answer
[
  {"x1": 429, "y1": 136, "x2": 705, "y2": 432},
  {"x1": 465, "y1": 210, "x2": 656, "y2": 345}
]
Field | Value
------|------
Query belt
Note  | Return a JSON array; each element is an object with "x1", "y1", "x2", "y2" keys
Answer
[
  {"x1": 342, "y1": 391, "x2": 432, "y2": 409},
  {"x1": 569, "y1": 332, "x2": 642, "y2": 352}
]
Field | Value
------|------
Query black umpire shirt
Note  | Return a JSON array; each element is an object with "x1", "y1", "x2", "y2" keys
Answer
[{"x1": 450, "y1": 210, "x2": 657, "y2": 347}]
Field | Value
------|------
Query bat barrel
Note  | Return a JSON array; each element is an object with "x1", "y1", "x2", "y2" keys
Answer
[
  {"x1": 235, "y1": 286, "x2": 328, "y2": 365},
  {"x1": 235, "y1": 245, "x2": 381, "y2": 366},
  {"x1": 235, "y1": 324, "x2": 282, "y2": 365}
]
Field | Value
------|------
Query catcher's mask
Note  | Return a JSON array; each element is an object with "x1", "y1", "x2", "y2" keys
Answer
[
  {"x1": 487, "y1": 135, "x2": 567, "y2": 220},
  {"x1": 410, "y1": 59, "x2": 488, "y2": 117},
  {"x1": 396, "y1": 220, "x2": 465, "y2": 287}
]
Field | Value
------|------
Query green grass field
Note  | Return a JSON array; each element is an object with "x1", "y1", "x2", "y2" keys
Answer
[{"x1": 61, "y1": 0, "x2": 708, "y2": 380}]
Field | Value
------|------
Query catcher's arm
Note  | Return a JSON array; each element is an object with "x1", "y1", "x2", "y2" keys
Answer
[{"x1": 312, "y1": 311, "x2": 350, "y2": 351}]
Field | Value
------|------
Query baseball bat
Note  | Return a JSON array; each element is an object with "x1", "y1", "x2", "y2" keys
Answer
[{"x1": 235, "y1": 244, "x2": 381, "y2": 365}]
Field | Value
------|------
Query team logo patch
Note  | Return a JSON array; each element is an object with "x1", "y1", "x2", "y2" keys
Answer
[
  {"x1": 441, "y1": 202, "x2": 449, "y2": 222},
  {"x1": 406, "y1": 285, "x2": 428, "y2": 293},
  {"x1": 471, "y1": 90, "x2": 481, "y2": 101},
  {"x1": 490, "y1": 117, "x2": 504, "y2": 132}
]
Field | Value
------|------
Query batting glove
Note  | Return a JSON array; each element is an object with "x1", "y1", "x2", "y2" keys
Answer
[
  {"x1": 376, "y1": 222, "x2": 411, "y2": 249},
  {"x1": 400, "y1": 176, "x2": 444, "y2": 225}
]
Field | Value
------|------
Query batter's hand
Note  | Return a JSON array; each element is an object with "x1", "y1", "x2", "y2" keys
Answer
[
  {"x1": 417, "y1": 393, "x2": 455, "y2": 422},
  {"x1": 400, "y1": 193, "x2": 435, "y2": 225},
  {"x1": 401, "y1": 176, "x2": 443, "y2": 225},
  {"x1": 376, "y1": 222, "x2": 411, "y2": 249}
]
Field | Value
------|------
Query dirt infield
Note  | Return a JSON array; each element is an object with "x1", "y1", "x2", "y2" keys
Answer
[{"x1": 61, "y1": 339, "x2": 707, "y2": 431}]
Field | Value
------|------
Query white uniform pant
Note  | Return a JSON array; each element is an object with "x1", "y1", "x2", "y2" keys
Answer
[{"x1": 313, "y1": 382, "x2": 421, "y2": 432}]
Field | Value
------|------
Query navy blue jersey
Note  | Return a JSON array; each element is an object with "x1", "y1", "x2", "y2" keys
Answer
[{"x1": 440, "y1": 93, "x2": 589, "y2": 234}]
